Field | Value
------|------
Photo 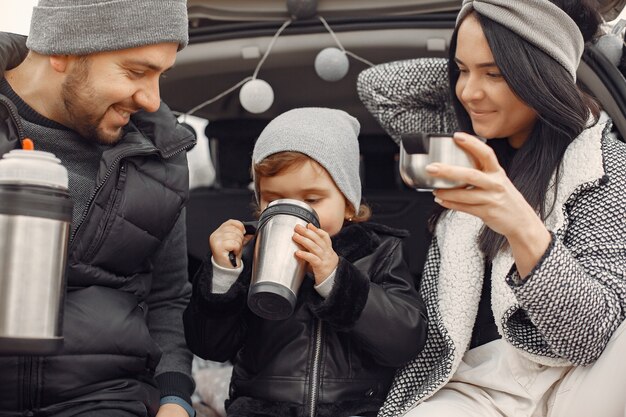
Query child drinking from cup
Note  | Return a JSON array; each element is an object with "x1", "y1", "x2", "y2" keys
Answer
[{"x1": 183, "y1": 107, "x2": 427, "y2": 417}]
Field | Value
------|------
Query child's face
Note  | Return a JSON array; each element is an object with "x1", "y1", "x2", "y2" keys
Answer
[{"x1": 258, "y1": 159, "x2": 350, "y2": 237}]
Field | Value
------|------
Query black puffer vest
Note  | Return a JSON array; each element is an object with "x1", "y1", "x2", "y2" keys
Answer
[{"x1": 0, "y1": 91, "x2": 195, "y2": 414}]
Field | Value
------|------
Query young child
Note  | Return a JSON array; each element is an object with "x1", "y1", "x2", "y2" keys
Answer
[{"x1": 183, "y1": 107, "x2": 427, "y2": 417}]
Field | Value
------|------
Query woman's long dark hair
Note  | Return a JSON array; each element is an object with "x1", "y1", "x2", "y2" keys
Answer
[{"x1": 440, "y1": 2, "x2": 600, "y2": 261}]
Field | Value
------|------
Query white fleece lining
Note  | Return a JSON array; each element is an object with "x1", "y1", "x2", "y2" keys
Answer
[
  {"x1": 434, "y1": 121, "x2": 607, "y2": 371},
  {"x1": 435, "y1": 210, "x2": 484, "y2": 369}
]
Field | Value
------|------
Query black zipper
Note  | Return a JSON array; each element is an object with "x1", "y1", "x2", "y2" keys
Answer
[
  {"x1": 308, "y1": 319, "x2": 323, "y2": 417},
  {"x1": 0, "y1": 95, "x2": 26, "y2": 141},
  {"x1": 69, "y1": 152, "x2": 127, "y2": 246},
  {"x1": 83, "y1": 161, "x2": 127, "y2": 261},
  {"x1": 69, "y1": 140, "x2": 194, "y2": 248},
  {"x1": 21, "y1": 356, "x2": 36, "y2": 410},
  {"x1": 22, "y1": 358, "x2": 30, "y2": 409}
]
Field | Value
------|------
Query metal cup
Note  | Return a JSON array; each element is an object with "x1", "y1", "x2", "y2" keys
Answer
[
  {"x1": 247, "y1": 199, "x2": 320, "y2": 321},
  {"x1": 399, "y1": 132, "x2": 476, "y2": 191}
]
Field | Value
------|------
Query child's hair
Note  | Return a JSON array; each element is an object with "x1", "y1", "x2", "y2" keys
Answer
[{"x1": 253, "y1": 151, "x2": 371, "y2": 222}]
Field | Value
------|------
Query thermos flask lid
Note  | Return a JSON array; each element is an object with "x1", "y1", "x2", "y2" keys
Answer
[{"x1": 0, "y1": 149, "x2": 69, "y2": 189}]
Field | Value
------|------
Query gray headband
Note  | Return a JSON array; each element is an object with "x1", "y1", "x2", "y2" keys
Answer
[{"x1": 457, "y1": 0, "x2": 584, "y2": 80}]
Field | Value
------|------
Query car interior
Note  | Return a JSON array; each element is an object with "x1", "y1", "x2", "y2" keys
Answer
[
  {"x1": 164, "y1": 5, "x2": 476, "y2": 282},
  {"x1": 160, "y1": 2, "x2": 626, "y2": 413},
  {"x1": 161, "y1": 3, "x2": 626, "y2": 283}
]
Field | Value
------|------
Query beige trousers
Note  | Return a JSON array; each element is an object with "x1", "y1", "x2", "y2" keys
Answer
[{"x1": 403, "y1": 320, "x2": 626, "y2": 417}]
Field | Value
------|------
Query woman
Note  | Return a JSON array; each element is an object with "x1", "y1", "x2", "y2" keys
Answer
[{"x1": 366, "y1": 1, "x2": 626, "y2": 416}]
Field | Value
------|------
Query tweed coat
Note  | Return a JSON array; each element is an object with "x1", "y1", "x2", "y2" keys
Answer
[{"x1": 378, "y1": 120, "x2": 626, "y2": 416}]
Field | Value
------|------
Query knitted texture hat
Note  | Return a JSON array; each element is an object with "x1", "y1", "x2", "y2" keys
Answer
[
  {"x1": 252, "y1": 107, "x2": 362, "y2": 214},
  {"x1": 457, "y1": 0, "x2": 584, "y2": 80},
  {"x1": 26, "y1": 0, "x2": 189, "y2": 55}
]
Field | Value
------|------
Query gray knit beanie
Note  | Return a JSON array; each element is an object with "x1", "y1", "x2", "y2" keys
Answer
[
  {"x1": 26, "y1": 0, "x2": 189, "y2": 55},
  {"x1": 252, "y1": 107, "x2": 362, "y2": 214},
  {"x1": 457, "y1": 0, "x2": 584, "y2": 80}
]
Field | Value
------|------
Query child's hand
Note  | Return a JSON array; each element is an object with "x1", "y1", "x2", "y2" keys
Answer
[
  {"x1": 293, "y1": 223, "x2": 339, "y2": 285},
  {"x1": 209, "y1": 219, "x2": 252, "y2": 268}
]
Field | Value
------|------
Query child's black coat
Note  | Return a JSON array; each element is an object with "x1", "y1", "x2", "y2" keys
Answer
[{"x1": 184, "y1": 222, "x2": 428, "y2": 417}]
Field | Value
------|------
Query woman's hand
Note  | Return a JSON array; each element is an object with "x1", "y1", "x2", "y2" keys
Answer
[
  {"x1": 293, "y1": 223, "x2": 339, "y2": 285},
  {"x1": 209, "y1": 219, "x2": 253, "y2": 268},
  {"x1": 427, "y1": 132, "x2": 551, "y2": 277}
]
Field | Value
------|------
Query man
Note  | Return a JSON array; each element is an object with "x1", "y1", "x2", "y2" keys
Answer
[{"x1": 0, "y1": 1, "x2": 196, "y2": 416}]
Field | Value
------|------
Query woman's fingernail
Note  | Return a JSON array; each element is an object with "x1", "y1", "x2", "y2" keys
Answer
[
  {"x1": 434, "y1": 197, "x2": 443, "y2": 204},
  {"x1": 425, "y1": 164, "x2": 440, "y2": 174},
  {"x1": 453, "y1": 134, "x2": 466, "y2": 142}
]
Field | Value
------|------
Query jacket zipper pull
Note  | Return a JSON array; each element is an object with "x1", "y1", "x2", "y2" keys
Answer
[{"x1": 116, "y1": 163, "x2": 127, "y2": 190}]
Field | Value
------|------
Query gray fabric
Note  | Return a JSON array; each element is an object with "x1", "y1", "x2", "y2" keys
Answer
[
  {"x1": 23, "y1": 120, "x2": 102, "y2": 232},
  {"x1": 457, "y1": 0, "x2": 584, "y2": 80},
  {"x1": 26, "y1": 0, "x2": 189, "y2": 55},
  {"x1": 252, "y1": 107, "x2": 362, "y2": 213},
  {"x1": 0, "y1": 78, "x2": 103, "y2": 232},
  {"x1": 148, "y1": 212, "x2": 194, "y2": 382},
  {"x1": 210, "y1": 256, "x2": 242, "y2": 294},
  {"x1": 357, "y1": 58, "x2": 457, "y2": 145}
]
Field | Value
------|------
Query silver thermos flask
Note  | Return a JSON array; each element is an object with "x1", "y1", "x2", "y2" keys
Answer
[
  {"x1": 248, "y1": 199, "x2": 320, "y2": 321},
  {"x1": 0, "y1": 141, "x2": 72, "y2": 355}
]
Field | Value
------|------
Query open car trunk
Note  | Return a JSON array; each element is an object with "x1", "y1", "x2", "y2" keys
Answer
[
  {"x1": 187, "y1": 0, "x2": 462, "y2": 21},
  {"x1": 161, "y1": 1, "x2": 626, "y2": 280}
]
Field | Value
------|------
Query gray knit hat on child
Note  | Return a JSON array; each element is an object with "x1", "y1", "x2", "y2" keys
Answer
[
  {"x1": 252, "y1": 107, "x2": 362, "y2": 214},
  {"x1": 26, "y1": 0, "x2": 189, "y2": 56}
]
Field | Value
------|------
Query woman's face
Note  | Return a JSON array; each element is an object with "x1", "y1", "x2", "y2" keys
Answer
[{"x1": 454, "y1": 14, "x2": 538, "y2": 148}]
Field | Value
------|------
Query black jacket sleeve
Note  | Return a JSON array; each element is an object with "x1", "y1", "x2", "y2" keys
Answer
[
  {"x1": 183, "y1": 246, "x2": 253, "y2": 363},
  {"x1": 148, "y1": 211, "x2": 195, "y2": 403},
  {"x1": 309, "y1": 235, "x2": 428, "y2": 367}
]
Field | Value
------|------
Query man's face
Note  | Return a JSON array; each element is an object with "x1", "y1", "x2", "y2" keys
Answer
[{"x1": 60, "y1": 42, "x2": 178, "y2": 145}]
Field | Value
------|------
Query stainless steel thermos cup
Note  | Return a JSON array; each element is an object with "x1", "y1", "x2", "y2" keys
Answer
[
  {"x1": 399, "y1": 132, "x2": 476, "y2": 190},
  {"x1": 247, "y1": 199, "x2": 320, "y2": 321},
  {"x1": 0, "y1": 145, "x2": 72, "y2": 355}
]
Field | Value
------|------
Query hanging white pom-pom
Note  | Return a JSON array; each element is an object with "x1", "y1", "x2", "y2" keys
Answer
[
  {"x1": 239, "y1": 79, "x2": 274, "y2": 114},
  {"x1": 314, "y1": 47, "x2": 349, "y2": 82}
]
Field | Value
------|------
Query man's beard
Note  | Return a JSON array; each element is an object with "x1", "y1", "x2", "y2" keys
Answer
[{"x1": 60, "y1": 58, "x2": 123, "y2": 145}]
